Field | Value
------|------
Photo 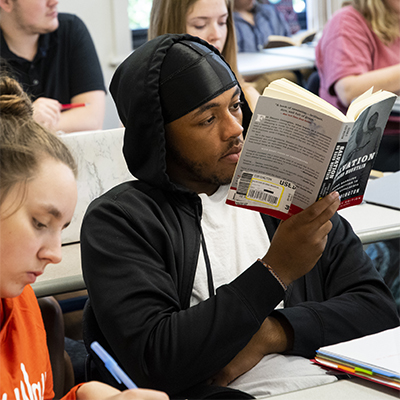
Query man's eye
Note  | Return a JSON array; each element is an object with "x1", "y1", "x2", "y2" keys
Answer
[
  {"x1": 232, "y1": 101, "x2": 243, "y2": 111},
  {"x1": 200, "y1": 115, "x2": 215, "y2": 126}
]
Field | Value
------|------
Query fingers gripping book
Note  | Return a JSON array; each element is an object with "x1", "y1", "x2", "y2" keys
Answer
[{"x1": 226, "y1": 79, "x2": 397, "y2": 220}]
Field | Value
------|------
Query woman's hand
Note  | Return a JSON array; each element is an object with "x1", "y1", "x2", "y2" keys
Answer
[{"x1": 76, "y1": 381, "x2": 169, "y2": 400}]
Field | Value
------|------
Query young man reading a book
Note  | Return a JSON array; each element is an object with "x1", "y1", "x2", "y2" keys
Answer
[{"x1": 80, "y1": 34, "x2": 399, "y2": 399}]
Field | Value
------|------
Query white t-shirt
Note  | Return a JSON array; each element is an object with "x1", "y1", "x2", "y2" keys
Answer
[
  {"x1": 192, "y1": 185, "x2": 337, "y2": 398},
  {"x1": 191, "y1": 184, "x2": 270, "y2": 306}
]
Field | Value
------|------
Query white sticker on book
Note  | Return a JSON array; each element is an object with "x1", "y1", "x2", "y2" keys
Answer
[{"x1": 234, "y1": 172, "x2": 295, "y2": 213}]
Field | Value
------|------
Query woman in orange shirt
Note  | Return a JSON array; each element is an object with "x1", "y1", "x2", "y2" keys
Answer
[{"x1": 0, "y1": 75, "x2": 168, "y2": 400}]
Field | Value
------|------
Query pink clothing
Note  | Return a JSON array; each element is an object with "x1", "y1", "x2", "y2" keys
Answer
[
  {"x1": 315, "y1": 6, "x2": 400, "y2": 134},
  {"x1": 0, "y1": 285, "x2": 82, "y2": 400}
]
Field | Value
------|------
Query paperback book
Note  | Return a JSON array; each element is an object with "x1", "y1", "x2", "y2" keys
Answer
[{"x1": 226, "y1": 79, "x2": 396, "y2": 220}]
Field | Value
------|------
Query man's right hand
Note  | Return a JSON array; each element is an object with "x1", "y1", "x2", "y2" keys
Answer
[
  {"x1": 32, "y1": 97, "x2": 61, "y2": 132},
  {"x1": 262, "y1": 191, "x2": 340, "y2": 286}
]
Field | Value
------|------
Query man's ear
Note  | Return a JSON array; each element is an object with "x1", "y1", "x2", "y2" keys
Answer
[{"x1": 0, "y1": 0, "x2": 14, "y2": 13}]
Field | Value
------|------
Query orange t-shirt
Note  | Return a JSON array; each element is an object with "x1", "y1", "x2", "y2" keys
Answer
[{"x1": 0, "y1": 285, "x2": 81, "y2": 400}]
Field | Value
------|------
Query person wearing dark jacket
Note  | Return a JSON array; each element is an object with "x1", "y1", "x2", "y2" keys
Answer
[
  {"x1": 80, "y1": 34, "x2": 399, "y2": 399},
  {"x1": 0, "y1": 1, "x2": 106, "y2": 133}
]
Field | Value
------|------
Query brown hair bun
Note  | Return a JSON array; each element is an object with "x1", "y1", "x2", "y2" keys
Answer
[{"x1": 0, "y1": 75, "x2": 33, "y2": 119}]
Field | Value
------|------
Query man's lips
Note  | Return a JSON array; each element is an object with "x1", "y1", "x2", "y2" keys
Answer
[{"x1": 221, "y1": 144, "x2": 243, "y2": 162}]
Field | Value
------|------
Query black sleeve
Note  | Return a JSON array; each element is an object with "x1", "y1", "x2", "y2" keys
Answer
[
  {"x1": 273, "y1": 213, "x2": 399, "y2": 358},
  {"x1": 80, "y1": 186, "x2": 285, "y2": 394},
  {"x1": 64, "y1": 14, "x2": 106, "y2": 97}
]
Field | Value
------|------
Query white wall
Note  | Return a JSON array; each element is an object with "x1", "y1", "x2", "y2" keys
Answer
[{"x1": 58, "y1": 0, "x2": 132, "y2": 129}]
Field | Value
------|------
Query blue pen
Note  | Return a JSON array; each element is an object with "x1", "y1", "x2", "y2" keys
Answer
[{"x1": 90, "y1": 341, "x2": 138, "y2": 389}]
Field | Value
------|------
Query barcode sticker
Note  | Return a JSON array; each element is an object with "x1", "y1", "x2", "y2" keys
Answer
[{"x1": 234, "y1": 172, "x2": 296, "y2": 213}]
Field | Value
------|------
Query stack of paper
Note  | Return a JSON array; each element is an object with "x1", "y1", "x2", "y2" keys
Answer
[{"x1": 314, "y1": 327, "x2": 400, "y2": 390}]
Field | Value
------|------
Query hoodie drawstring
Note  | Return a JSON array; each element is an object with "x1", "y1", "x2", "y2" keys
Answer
[{"x1": 199, "y1": 230, "x2": 215, "y2": 298}]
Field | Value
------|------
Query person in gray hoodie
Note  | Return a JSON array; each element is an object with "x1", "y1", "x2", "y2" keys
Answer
[{"x1": 81, "y1": 34, "x2": 399, "y2": 399}]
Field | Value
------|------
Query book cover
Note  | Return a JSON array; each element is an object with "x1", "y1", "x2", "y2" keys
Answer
[
  {"x1": 226, "y1": 79, "x2": 396, "y2": 220},
  {"x1": 318, "y1": 98, "x2": 396, "y2": 209}
]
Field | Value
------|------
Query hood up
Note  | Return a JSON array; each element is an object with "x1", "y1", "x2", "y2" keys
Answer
[{"x1": 110, "y1": 33, "x2": 252, "y2": 192}]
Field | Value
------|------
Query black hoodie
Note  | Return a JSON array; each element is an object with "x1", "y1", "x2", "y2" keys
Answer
[{"x1": 81, "y1": 34, "x2": 399, "y2": 399}]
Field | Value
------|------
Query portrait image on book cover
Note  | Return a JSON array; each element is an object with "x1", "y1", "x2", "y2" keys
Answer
[{"x1": 331, "y1": 105, "x2": 387, "y2": 206}]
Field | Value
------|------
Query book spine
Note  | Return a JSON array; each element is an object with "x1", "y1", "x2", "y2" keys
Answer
[{"x1": 317, "y1": 124, "x2": 351, "y2": 199}]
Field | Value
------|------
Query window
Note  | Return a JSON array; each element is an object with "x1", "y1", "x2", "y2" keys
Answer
[
  {"x1": 128, "y1": 0, "x2": 152, "y2": 29},
  {"x1": 128, "y1": 0, "x2": 152, "y2": 49},
  {"x1": 292, "y1": 0, "x2": 307, "y2": 30}
]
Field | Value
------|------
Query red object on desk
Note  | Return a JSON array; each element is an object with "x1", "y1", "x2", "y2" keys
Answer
[{"x1": 61, "y1": 103, "x2": 87, "y2": 110}]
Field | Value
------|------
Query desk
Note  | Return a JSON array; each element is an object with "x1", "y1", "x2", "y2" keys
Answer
[
  {"x1": 237, "y1": 52, "x2": 314, "y2": 77},
  {"x1": 32, "y1": 202, "x2": 400, "y2": 297},
  {"x1": 265, "y1": 377, "x2": 399, "y2": 399},
  {"x1": 263, "y1": 44, "x2": 316, "y2": 62},
  {"x1": 338, "y1": 202, "x2": 400, "y2": 244}
]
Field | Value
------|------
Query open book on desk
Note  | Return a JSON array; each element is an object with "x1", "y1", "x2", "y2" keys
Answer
[
  {"x1": 264, "y1": 29, "x2": 317, "y2": 48},
  {"x1": 314, "y1": 326, "x2": 400, "y2": 390},
  {"x1": 226, "y1": 78, "x2": 396, "y2": 220}
]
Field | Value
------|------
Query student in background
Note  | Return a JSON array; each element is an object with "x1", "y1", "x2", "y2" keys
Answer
[
  {"x1": 148, "y1": 0, "x2": 260, "y2": 111},
  {"x1": 232, "y1": 0, "x2": 304, "y2": 93},
  {"x1": 233, "y1": 0, "x2": 291, "y2": 52},
  {"x1": 316, "y1": 0, "x2": 400, "y2": 172},
  {"x1": 0, "y1": 75, "x2": 168, "y2": 400},
  {"x1": 271, "y1": 0, "x2": 301, "y2": 35},
  {"x1": 80, "y1": 34, "x2": 399, "y2": 399},
  {"x1": 0, "y1": 0, "x2": 106, "y2": 134}
]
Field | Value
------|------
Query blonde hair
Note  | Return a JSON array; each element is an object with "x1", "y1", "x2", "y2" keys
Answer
[
  {"x1": 0, "y1": 75, "x2": 77, "y2": 209},
  {"x1": 149, "y1": 0, "x2": 239, "y2": 76},
  {"x1": 343, "y1": 0, "x2": 400, "y2": 43}
]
